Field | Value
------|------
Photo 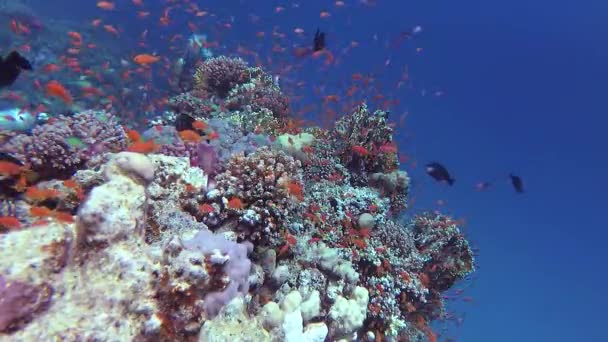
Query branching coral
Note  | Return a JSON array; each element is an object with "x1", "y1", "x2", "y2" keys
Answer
[
  {"x1": 331, "y1": 103, "x2": 399, "y2": 177},
  {"x1": 224, "y1": 66, "x2": 289, "y2": 118},
  {"x1": 205, "y1": 147, "x2": 304, "y2": 245},
  {"x1": 411, "y1": 213, "x2": 475, "y2": 291},
  {"x1": 194, "y1": 56, "x2": 249, "y2": 98},
  {"x1": 168, "y1": 92, "x2": 216, "y2": 120}
]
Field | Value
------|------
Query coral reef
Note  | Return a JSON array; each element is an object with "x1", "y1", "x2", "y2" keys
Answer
[
  {"x1": 0, "y1": 57, "x2": 475, "y2": 342},
  {"x1": 204, "y1": 147, "x2": 305, "y2": 247},
  {"x1": 0, "y1": 110, "x2": 127, "y2": 179}
]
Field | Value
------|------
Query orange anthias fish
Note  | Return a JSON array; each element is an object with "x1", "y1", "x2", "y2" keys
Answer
[
  {"x1": 133, "y1": 54, "x2": 160, "y2": 65},
  {"x1": 62, "y1": 179, "x2": 79, "y2": 189},
  {"x1": 178, "y1": 129, "x2": 202, "y2": 143},
  {"x1": 127, "y1": 140, "x2": 158, "y2": 154},
  {"x1": 125, "y1": 129, "x2": 142, "y2": 142},
  {"x1": 30, "y1": 206, "x2": 53, "y2": 217},
  {"x1": 205, "y1": 131, "x2": 220, "y2": 140},
  {"x1": 42, "y1": 63, "x2": 61, "y2": 73},
  {"x1": 0, "y1": 216, "x2": 21, "y2": 229},
  {"x1": 67, "y1": 31, "x2": 82, "y2": 43},
  {"x1": 0, "y1": 161, "x2": 24, "y2": 177},
  {"x1": 97, "y1": 1, "x2": 115, "y2": 10},
  {"x1": 45, "y1": 80, "x2": 73, "y2": 104},
  {"x1": 25, "y1": 186, "x2": 61, "y2": 201},
  {"x1": 54, "y1": 211, "x2": 74, "y2": 223},
  {"x1": 351, "y1": 145, "x2": 370, "y2": 157},
  {"x1": 103, "y1": 25, "x2": 119, "y2": 36},
  {"x1": 30, "y1": 206, "x2": 74, "y2": 223},
  {"x1": 192, "y1": 120, "x2": 207, "y2": 130}
]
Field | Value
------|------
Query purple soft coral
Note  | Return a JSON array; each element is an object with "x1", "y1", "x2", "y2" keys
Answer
[
  {"x1": 183, "y1": 230, "x2": 253, "y2": 317},
  {"x1": 189, "y1": 142, "x2": 219, "y2": 176}
]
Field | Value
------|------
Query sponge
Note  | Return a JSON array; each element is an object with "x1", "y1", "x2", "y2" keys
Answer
[{"x1": 183, "y1": 230, "x2": 253, "y2": 317}]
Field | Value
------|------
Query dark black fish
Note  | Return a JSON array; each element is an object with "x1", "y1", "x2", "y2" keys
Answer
[
  {"x1": 425, "y1": 162, "x2": 455, "y2": 185},
  {"x1": 313, "y1": 29, "x2": 326, "y2": 52},
  {"x1": 509, "y1": 173, "x2": 524, "y2": 193},
  {"x1": 174, "y1": 113, "x2": 195, "y2": 132},
  {"x1": 0, "y1": 152, "x2": 23, "y2": 166},
  {"x1": 0, "y1": 51, "x2": 32, "y2": 88}
]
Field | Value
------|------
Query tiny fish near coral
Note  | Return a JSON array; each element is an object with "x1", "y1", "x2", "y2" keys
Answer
[
  {"x1": 178, "y1": 129, "x2": 202, "y2": 143},
  {"x1": 45, "y1": 80, "x2": 73, "y2": 105},
  {"x1": 127, "y1": 140, "x2": 158, "y2": 154},
  {"x1": 0, "y1": 216, "x2": 20, "y2": 229},
  {"x1": 351, "y1": 145, "x2": 370, "y2": 157},
  {"x1": 133, "y1": 54, "x2": 160, "y2": 66}
]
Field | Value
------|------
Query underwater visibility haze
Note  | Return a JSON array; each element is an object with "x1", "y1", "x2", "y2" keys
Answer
[{"x1": 0, "y1": 0, "x2": 606, "y2": 341}]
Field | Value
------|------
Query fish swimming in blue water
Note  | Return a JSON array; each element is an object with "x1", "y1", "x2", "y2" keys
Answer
[
  {"x1": 313, "y1": 29, "x2": 326, "y2": 52},
  {"x1": 0, "y1": 51, "x2": 32, "y2": 88},
  {"x1": 509, "y1": 173, "x2": 524, "y2": 193},
  {"x1": 426, "y1": 162, "x2": 455, "y2": 185}
]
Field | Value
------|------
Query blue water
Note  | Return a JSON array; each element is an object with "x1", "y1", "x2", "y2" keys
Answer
[{"x1": 9, "y1": 0, "x2": 608, "y2": 340}]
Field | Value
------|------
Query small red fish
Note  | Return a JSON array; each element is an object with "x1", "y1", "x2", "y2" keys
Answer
[
  {"x1": 97, "y1": 1, "x2": 115, "y2": 10},
  {"x1": 192, "y1": 120, "x2": 207, "y2": 130},
  {"x1": 351, "y1": 145, "x2": 370, "y2": 157},
  {"x1": 103, "y1": 25, "x2": 119, "y2": 36},
  {"x1": 199, "y1": 203, "x2": 214, "y2": 214},
  {"x1": 54, "y1": 211, "x2": 74, "y2": 223},
  {"x1": 179, "y1": 129, "x2": 202, "y2": 143},
  {"x1": 10, "y1": 19, "x2": 19, "y2": 35},
  {"x1": 25, "y1": 186, "x2": 60, "y2": 201},
  {"x1": 0, "y1": 216, "x2": 21, "y2": 229},
  {"x1": 133, "y1": 54, "x2": 160, "y2": 65},
  {"x1": 0, "y1": 161, "x2": 23, "y2": 177},
  {"x1": 30, "y1": 206, "x2": 53, "y2": 217},
  {"x1": 127, "y1": 140, "x2": 158, "y2": 154},
  {"x1": 125, "y1": 129, "x2": 142, "y2": 142},
  {"x1": 45, "y1": 80, "x2": 73, "y2": 104}
]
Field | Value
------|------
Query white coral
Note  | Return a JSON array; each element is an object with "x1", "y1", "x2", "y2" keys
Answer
[{"x1": 329, "y1": 286, "x2": 369, "y2": 336}]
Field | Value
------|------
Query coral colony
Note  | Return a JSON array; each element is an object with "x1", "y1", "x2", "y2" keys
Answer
[{"x1": 0, "y1": 56, "x2": 474, "y2": 341}]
